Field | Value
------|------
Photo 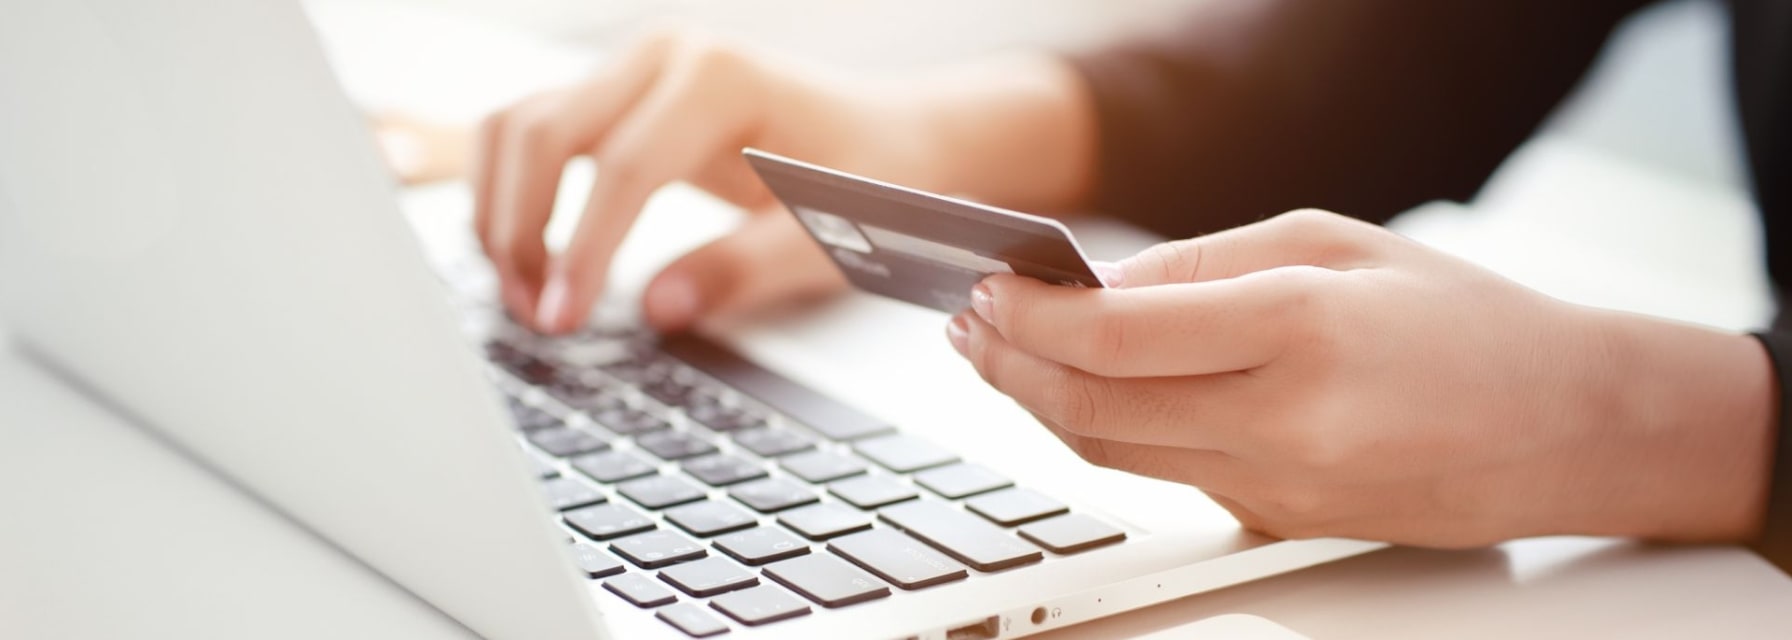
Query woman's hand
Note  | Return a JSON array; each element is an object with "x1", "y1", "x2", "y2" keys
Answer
[
  {"x1": 948, "y1": 209, "x2": 1776, "y2": 547},
  {"x1": 474, "y1": 27, "x2": 1096, "y2": 334}
]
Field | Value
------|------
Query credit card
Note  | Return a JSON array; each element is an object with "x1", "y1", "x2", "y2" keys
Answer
[{"x1": 743, "y1": 148, "x2": 1104, "y2": 313}]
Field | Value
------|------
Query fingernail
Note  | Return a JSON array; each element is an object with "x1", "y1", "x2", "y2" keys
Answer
[
  {"x1": 970, "y1": 283, "x2": 994, "y2": 324},
  {"x1": 647, "y1": 274, "x2": 700, "y2": 329},
  {"x1": 1092, "y1": 261, "x2": 1125, "y2": 288},
  {"x1": 946, "y1": 314, "x2": 970, "y2": 356},
  {"x1": 535, "y1": 278, "x2": 569, "y2": 333}
]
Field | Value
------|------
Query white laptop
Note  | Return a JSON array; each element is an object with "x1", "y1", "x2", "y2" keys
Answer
[{"x1": 0, "y1": 1, "x2": 1381, "y2": 638}]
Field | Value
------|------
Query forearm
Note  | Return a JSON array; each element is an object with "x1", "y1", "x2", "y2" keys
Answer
[
  {"x1": 1570, "y1": 311, "x2": 1776, "y2": 542},
  {"x1": 1064, "y1": 1, "x2": 1649, "y2": 237},
  {"x1": 879, "y1": 54, "x2": 1099, "y2": 213}
]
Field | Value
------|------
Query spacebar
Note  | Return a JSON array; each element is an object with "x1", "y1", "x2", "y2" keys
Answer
[{"x1": 657, "y1": 334, "x2": 893, "y2": 441}]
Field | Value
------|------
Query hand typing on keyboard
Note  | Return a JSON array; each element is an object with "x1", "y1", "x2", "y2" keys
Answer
[
  {"x1": 947, "y1": 209, "x2": 1774, "y2": 549},
  {"x1": 471, "y1": 26, "x2": 1098, "y2": 335}
]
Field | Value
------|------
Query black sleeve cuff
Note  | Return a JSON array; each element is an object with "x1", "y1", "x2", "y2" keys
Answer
[{"x1": 1748, "y1": 331, "x2": 1792, "y2": 574}]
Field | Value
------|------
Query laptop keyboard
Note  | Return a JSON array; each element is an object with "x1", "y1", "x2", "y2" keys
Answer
[{"x1": 481, "y1": 320, "x2": 1128, "y2": 637}]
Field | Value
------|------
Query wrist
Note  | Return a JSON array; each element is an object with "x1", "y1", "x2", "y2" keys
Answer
[
  {"x1": 891, "y1": 53, "x2": 1098, "y2": 211},
  {"x1": 1573, "y1": 310, "x2": 1776, "y2": 542}
]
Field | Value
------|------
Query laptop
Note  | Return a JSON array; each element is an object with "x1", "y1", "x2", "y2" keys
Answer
[{"x1": 0, "y1": 1, "x2": 1381, "y2": 638}]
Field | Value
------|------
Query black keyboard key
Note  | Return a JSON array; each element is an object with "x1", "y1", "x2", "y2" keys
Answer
[
  {"x1": 541, "y1": 476, "x2": 607, "y2": 511},
  {"x1": 618, "y1": 474, "x2": 708, "y2": 510},
  {"x1": 602, "y1": 355, "x2": 678, "y2": 385},
  {"x1": 659, "y1": 335, "x2": 893, "y2": 442},
  {"x1": 494, "y1": 350, "x2": 560, "y2": 386},
  {"x1": 913, "y1": 463, "x2": 1012, "y2": 499},
  {"x1": 763, "y1": 553, "x2": 891, "y2": 608},
  {"x1": 526, "y1": 425, "x2": 611, "y2": 458},
  {"x1": 731, "y1": 427, "x2": 815, "y2": 458},
  {"x1": 570, "y1": 544, "x2": 626, "y2": 579},
  {"x1": 637, "y1": 429, "x2": 719, "y2": 461},
  {"x1": 964, "y1": 488, "x2": 1068, "y2": 527},
  {"x1": 656, "y1": 602, "x2": 730, "y2": 638},
  {"x1": 828, "y1": 528, "x2": 969, "y2": 590},
  {"x1": 611, "y1": 530, "x2": 707, "y2": 569},
  {"x1": 644, "y1": 379, "x2": 701, "y2": 407},
  {"x1": 665, "y1": 500, "x2": 759, "y2": 537},
  {"x1": 1018, "y1": 514, "x2": 1127, "y2": 554},
  {"x1": 778, "y1": 450, "x2": 868, "y2": 484},
  {"x1": 708, "y1": 585, "x2": 811, "y2": 626},
  {"x1": 729, "y1": 477, "x2": 819, "y2": 513},
  {"x1": 852, "y1": 435, "x2": 958, "y2": 473},
  {"x1": 604, "y1": 572, "x2": 677, "y2": 608},
  {"x1": 827, "y1": 475, "x2": 918, "y2": 510},
  {"x1": 658, "y1": 556, "x2": 759, "y2": 597},
  {"x1": 507, "y1": 402, "x2": 562, "y2": 431},
  {"x1": 685, "y1": 400, "x2": 763, "y2": 433},
  {"x1": 593, "y1": 407, "x2": 671, "y2": 436},
  {"x1": 878, "y1": 501, "x2": 1043, "y2": 572},
  {"x1": 713, "y1": 527, "x2": 810, "y2": 566},
  {"x1": 776, "y1": 503, "x2": 873, "y2": 540},
  {"x1": 571, "y1": 449, "x2": 659, "y2": 484},
  {"x1": 565, "y1": 503, "x2": 655, "y2": 541},
  {"x1": 682, "y1": 454, "x2": 768, "y2": 487}
]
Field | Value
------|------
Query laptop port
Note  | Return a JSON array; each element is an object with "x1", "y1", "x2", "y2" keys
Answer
[{"x1": 945, "y1": 616, "x2": 1001, "y2": 640}]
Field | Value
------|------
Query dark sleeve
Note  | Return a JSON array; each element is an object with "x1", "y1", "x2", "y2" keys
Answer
[
  {"x1": 1066, "y1": 0, "x2": 1654, "y2": 237},
  {"x1": 1751, "y1": 331, "x2": 1792, "y2": 573}
]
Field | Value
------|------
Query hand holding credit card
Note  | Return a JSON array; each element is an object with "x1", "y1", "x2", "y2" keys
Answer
[{"x1": 743, "y1": 149, "x2": 1105, "y2": 313}]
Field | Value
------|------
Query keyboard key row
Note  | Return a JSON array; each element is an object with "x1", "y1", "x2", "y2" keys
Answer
[
  {"x1": 571, "y1": 449, "x2": 658, "y2": 484},
  {"x1": 829, "y1": 528, "x2": 966, "y2": 590},
  {"x1": 611, "y1": 530, "x2": 707, "y2": 569},
  {"x1": 763, "y1": 553, "x2": 889, "y2": 608},
  {"x1": 665, "y1": 500, "x2": 758, "y2": 538},
  {"x1": 526, "y1": 425, "x2": 610, "y2": 458},
  {"x1": 636, "y1": 429, "x2": 717, "y2": 461},
  {"x1": 565, "y1": 503, "x2": 655, "y2": 541},
  {"x1": 878, "y1": 501, "x2": 1043, "y2": 572},
  {"x1": 659, "y1": 556, "x2": 758, "y2": 597},
  {"x1": 540, "y1": 476, "x2": 605, "y2": 511},
  {"x1": 682, "y1": 454, "x2": 767, "y2": 487}
]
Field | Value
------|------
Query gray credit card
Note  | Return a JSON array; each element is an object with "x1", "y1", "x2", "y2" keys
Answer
[{"x1": 743, "y1": 148, "x2": 1104, "y2": 313}]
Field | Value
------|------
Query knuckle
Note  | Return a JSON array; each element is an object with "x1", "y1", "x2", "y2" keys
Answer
[
  {"x1": 1041, "y1": 369, "x2": 1106, "y2": 436},
  {"x1": 511, "y1": 112, "x2": 565, "y2": 153},
  {"x1": 1136, "y1": 238, "x2": 1201, "y2": 282},
  {"x1": 1274, "y1": 208, "x2": 1345, "y2": 232},
  {"x1": 673, "y1": 33, "x2": 753, "y2": 82},
  {"x1": 1262, "y1": 266, "x2": 1343, "y2": 352}
]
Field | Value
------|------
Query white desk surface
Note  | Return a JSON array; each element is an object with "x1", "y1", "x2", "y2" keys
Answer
[{"x1": 5, "y1": 4, "x2": 1792, "y2": 639}]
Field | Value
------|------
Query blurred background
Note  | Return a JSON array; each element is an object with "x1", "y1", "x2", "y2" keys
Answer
[{"x1": 303, "y1": 0, "x2": 1772, "y2": 329}]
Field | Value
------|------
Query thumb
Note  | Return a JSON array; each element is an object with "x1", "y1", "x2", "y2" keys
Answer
[{"x1": 642, "y1": 210, "x2": 848, "y2": 333}]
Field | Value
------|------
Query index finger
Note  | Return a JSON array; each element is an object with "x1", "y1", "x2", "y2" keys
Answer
[
  {"x1": 973, "y1": 266, "x2": 1335, "y2": 378},
  {"x1": 533, "y1": 44, "x2": 766, "y2": 333}
]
